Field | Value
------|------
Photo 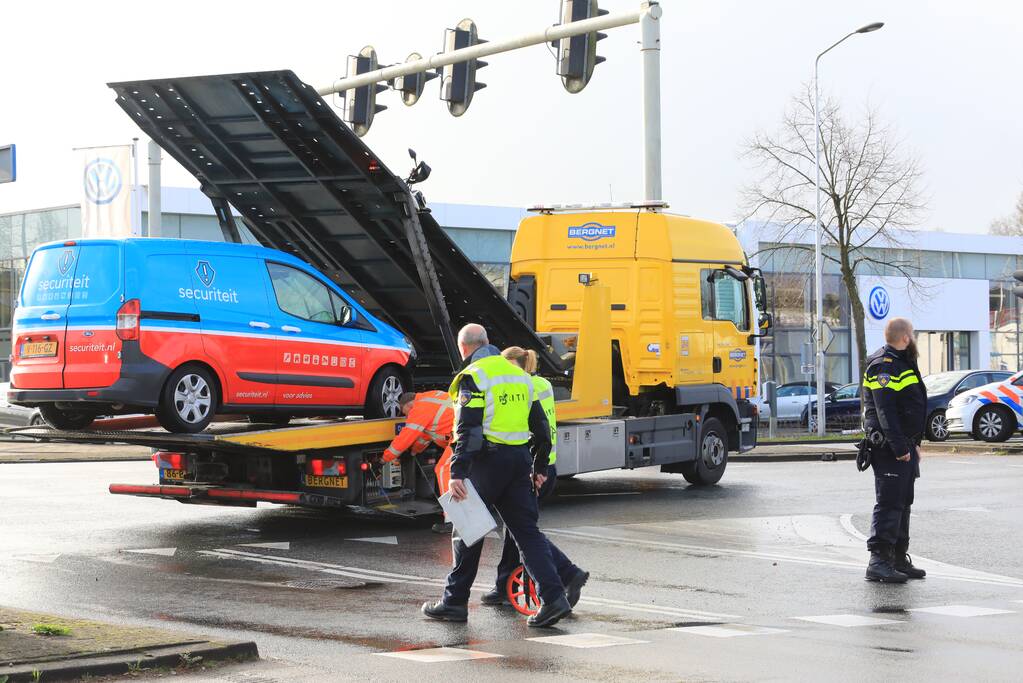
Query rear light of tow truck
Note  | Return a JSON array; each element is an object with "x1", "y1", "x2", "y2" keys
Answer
[
  {"x1": 153, "y1": 451, "x2": 185, "y2": 469},
  {"x1": 116, "y1": 299, "x2": 141, "y2": 341},
  {"x1": 308, "y1": 458, "x2": 346, "y2": 476}
]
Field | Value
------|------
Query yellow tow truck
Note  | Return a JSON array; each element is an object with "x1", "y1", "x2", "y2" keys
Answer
[{"x1": 11, "y1": 70, "x2": 768, "y2": 514}]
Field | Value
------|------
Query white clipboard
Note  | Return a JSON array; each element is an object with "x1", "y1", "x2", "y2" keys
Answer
[{"x1": 438, "y1": 480, "x2": 497, "y2": 547}]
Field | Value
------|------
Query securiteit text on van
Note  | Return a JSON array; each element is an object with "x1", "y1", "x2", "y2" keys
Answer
[{"x1": 178, "y1": 286, "x2": 239, "y2": 303}]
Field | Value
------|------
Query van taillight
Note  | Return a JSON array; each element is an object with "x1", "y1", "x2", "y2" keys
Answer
[{"x1": 116, "y1": 299, "x2": 140, "y2": 341}]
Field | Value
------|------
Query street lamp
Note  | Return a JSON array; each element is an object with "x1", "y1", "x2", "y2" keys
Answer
[{"x1": 813, "y1": 21, "x2": 884, "y2": 436}]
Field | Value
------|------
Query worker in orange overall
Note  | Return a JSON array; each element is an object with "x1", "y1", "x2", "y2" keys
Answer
[{"x1": 383, "y1": 390, "x2": 455, "y2": 533}]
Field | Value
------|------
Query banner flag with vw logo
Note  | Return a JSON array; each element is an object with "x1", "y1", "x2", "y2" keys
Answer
[{"x1": 78, "y1": 144, "x2": 132, "y2": 237}]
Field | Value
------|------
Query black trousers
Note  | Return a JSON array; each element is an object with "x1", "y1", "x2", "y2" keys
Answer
[
  {"x1": 494, "y1": 464, "x2": 579, "y2": 590},
  {"x1": 441, "y1": 444, "x2": 565, "y2": 606},
  {"x1": 866, "y1": 449, "x2": 919, "y2": 553}
]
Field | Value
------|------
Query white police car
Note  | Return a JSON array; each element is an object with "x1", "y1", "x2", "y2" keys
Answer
[{"x1": 946, "y1": 371, "x2": 1023, "y2": 442}]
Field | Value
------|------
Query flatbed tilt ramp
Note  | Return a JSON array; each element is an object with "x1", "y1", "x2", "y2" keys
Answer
[{"x1": 107, "y1": 69, "x2": 560, "y2": 379}]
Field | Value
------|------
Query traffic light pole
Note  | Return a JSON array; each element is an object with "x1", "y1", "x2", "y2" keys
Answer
[{"x1": 317, "y1": 1, "x2": 663, "y2": 201}]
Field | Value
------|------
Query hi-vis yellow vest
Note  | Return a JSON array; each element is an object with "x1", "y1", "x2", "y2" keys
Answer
[
  {"x1": 533, "y1": 375, "x2": 557, "y2": 465},
  {"x1": 449, "y1": 355, "x2": 534, "y2": 445}
]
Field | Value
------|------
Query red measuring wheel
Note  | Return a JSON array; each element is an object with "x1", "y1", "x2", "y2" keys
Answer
[{"x1": 506, "y1": 564, "x2": 540, "y2": 616}]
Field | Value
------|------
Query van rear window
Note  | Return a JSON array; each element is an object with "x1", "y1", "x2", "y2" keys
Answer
[{"x1": 21, "y1": 245, "x2": 120, "y2": 307}]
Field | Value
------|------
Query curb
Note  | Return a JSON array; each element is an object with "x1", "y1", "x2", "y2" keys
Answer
[
  {"x1": 2, "y1": 639, "x2": 258, "y2": 682},
  {"x1": 733, "y1": 451, "x2": 855, "y2": 463}
]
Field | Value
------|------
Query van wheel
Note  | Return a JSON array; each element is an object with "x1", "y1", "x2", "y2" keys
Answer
[
  {"x1": 681, "y1": 417, "x2": 728, "y2": 486},
  {"x1": 157, "y1": 365, "x2": 217, "y2": 433},
  {"x1": 973, "y1": 405, "x2": 1014, "y2": 443},
  {"x1": 365, "y1": 367, "x2": 406, "y2": 418},
  {"x1": 39, "y1": 404, "x2": 95, "y2": 431}
]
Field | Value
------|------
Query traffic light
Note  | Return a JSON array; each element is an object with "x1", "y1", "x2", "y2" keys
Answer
[
  {"x1": 556, "y1": 0, "x2": 608, "y2": 93},
  {"x1": 440, "y1": 19, "x2": 487, "y2": 117},
  {"x1": 1013, "y1": 270, "x2": 1023, "y2": 299},
  {"x1": 391, "y1": 52, "x2": 438, "y2": 106},
  {"x1": 342, "y1": 46, "x2": 387, "y2": 136}
]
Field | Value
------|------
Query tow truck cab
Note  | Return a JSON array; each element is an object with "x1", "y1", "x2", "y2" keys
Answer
[{"x1": 508, "y1": 208, "x2": 768, "y2": 452}]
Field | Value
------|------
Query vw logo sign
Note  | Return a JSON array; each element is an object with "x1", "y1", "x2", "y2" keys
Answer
[
  {"x1": 83, "y1": 158, "x2": 123, "y2": 205},
  {"x1": 868, "y1": 286, "x2": 891, "y2": 320}
]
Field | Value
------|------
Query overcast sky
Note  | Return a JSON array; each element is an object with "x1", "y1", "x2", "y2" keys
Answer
[{"x1": 1, "y1": 0, "x2": 1021, "y2": 234}]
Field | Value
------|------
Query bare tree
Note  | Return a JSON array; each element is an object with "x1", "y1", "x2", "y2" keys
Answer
[
  {"x1": 990, "y1": 191, "x2": 1023, "y2": 236},
  {"x1": 741, "y1": 84, "x2": 926, "y2": 370}
]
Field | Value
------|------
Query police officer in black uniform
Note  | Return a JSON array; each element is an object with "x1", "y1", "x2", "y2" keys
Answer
[
  {"x1": 861, "y1": 317, "x2": 928, "y2": 583},
  {"x1": 421, "y1": 324, "x2": 573, "y2": 627}
]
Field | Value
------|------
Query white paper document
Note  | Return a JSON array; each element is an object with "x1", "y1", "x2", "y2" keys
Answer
[{"x1": 438, "y1": 480, "x2": 497, "y2": 547}]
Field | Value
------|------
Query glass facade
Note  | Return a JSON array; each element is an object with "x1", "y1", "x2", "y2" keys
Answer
[{"x1": 756, "y1": 241, "x2": 1023, "y2": 383}]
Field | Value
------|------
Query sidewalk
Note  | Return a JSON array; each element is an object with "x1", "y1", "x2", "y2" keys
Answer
[{"x1": 0, "y1": 607, "x2": 257, "y2": 681}]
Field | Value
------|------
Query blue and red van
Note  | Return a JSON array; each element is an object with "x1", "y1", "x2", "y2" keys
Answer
[{"x1": 8, "y1": 239, "x2": 413, "y2": 432}]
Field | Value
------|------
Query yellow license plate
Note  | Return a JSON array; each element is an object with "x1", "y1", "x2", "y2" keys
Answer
[
  {"x1": 303, "y1": 474, "x2": 348, "y2": 489},
  {"x1": 163, "y1": 469, "x2": 187, "y2": 481},
  {"x1": 21, "y1": 341, "x2": 57, "y2": 358}
]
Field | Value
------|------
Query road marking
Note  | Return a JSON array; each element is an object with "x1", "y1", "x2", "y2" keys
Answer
[
  {"x1": 375, "y1": 647, "x2": 503, "y2": 663},
  {"x1": 839, "y1": 513, "x2": 867, "y2": 541},
  {"x1": 124, "y1": 547, "x2": 176, "y2": 557},
  {"x1": 950, "y1": 506, "x2": 990, "y2": 513},
  {"x1": 948, "y1": 460, "x2": 977, "y2": 465},
  {"x1": 557, "y1": 492, "x2": 641, "y2": 498},
  {"x1": 527, "y1": 633, "x2": 648, "y2": 649},
  {"x1": 547, "y1": 523, "x2": 1023, "y2": 588},
  {"x1": 198, "y1": 548, "x2": 735, "y2": 620},
  {"x1": 11, "y1": 553, "x2": 60, "y2": 564},
  {"x1": 795, "y1": 614, "x2": 900, "y2": 628},
  {"x1": 238, "y1": 542, "x2": 291, "y2": 550},
  {"x1": 670, "y1": 624, "x2": 789, "y2": 638},
  {"x1": 349, "y1": 536, "x2": 399, "y2": 545},
  {"x1": 909, "y1": 605, "x2": 1015, "y2": 617}
]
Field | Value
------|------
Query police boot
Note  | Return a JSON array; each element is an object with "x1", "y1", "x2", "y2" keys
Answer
[
  {"x1": 564, "y1": 569, "x2": 590, "y2": 608},
  {"x1": 865, "y1": 550, "x2": 909, "y2": 583},
  {"x1": 526, "y1": 595, "x2": 572, "y2": 628},
  {"x1": 421, "y1": 601, "x2": 468, "y2": 622},
  {"x1": 893, "y1": 551, "x2": 926, "y2": 579},
  {"x1": 481, "y1": 587, "x2": 508, "y2": 606}
]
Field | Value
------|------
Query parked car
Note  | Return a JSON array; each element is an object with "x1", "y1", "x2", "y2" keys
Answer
[
  {"x1": 0, "y1": 382, "x2": 43, "y2": 427},
  {"x1": 760, "y1": 381, "x2": 841, "y2": 421},
  {"x1": 923, "y1": 370, "x2": 1013, "y2": 441},
  {"x1": 8, "y1": 239, "x2": 413, "y2": 433},
  {"x1": 800, "y1": 382, "x2": 862, "y2": 431},
  {"x1": 946, "y1": 371, "x2": 1023, "y2": 442}
]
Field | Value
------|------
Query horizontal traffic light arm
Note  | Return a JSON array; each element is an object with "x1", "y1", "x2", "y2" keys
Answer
[{"x1": 317, "y1": 4, "x2": 652, "y2": 97}]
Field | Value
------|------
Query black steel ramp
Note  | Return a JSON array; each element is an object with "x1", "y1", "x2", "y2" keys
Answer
[{"x1": 108, "y1": 70, "x2": 559, "y2": 379}]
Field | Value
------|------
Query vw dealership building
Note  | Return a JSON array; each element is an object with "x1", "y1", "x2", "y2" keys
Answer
[{"x1": 2, "y1": 187, "x2": 1021, "y2": 385}]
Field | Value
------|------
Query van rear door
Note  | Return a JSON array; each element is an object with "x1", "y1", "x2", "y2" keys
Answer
[
  {"x1": 63, "y1": 242, "x2": 124, "y2": 389},
  {"x1": 11, "y1": 245, "x2": 79, "y2": 389}
]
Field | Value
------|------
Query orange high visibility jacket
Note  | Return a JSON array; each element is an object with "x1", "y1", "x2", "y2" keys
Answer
[{"x1": 383, "y1": 390, "x2": 454, "y2": 462}]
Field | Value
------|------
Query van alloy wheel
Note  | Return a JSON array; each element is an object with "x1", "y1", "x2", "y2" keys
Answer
[
  {"x1": 173, "y1": 373, "x2": 212, "y2": 424},
  {"x1": 381, "y1": 376, "x2": 403, "y2": 417}
]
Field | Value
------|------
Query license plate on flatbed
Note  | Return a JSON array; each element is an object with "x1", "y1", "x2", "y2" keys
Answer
[
  {"x1": 303, "y1": 474, "x2": 348, "y2": 489},
  {"x1": 162, "y1": 469, "x2": 187, "y2": 481},
  {"x1": 20, "y1": 341, "x2": 57, "y2": 358}
]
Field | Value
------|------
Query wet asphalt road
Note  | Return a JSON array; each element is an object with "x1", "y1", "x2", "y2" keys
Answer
[{"x1": 2, "y1": 455, "x2": 1022, "y2": 682}]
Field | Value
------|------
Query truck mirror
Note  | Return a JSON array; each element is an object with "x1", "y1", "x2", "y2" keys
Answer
[{"x1": 758, "y1": 312, "x2": 773, "y2": 331}]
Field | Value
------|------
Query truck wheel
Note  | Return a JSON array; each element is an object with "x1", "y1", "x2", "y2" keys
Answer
[
  {"x1": 926, "y1": 410, "x2": 949, "y2": 441},
  {"x1": 156, "y1": 364, "x2": 217, "y2": 433},
  {"x1": 39, "y1": 404, "x2": 95, "y2": 431},
  {"x1": 681, "y1": 417, "x2": 728, "y2": 486},
  {"x1": 973, "y1": 405, "x2": 1014, "y2": 442},
  {"x1": 365, "y1": 367, "x2": 406, "y2": 418}
]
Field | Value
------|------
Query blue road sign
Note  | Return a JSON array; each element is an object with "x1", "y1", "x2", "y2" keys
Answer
[{"x1": 0, "y1": 144, "x2": 15, "y2": 184}]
